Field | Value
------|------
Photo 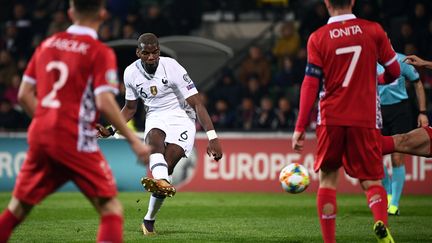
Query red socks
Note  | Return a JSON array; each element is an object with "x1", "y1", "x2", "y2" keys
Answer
[
  {"x1": 366, "y1": 185, "x2": 388, "y2": 226},
  {"x1": 0, "y1": 209, "x2": 22, "y2": 243},
  {"x1": 97, "y1": 214, "x2": 123, "y2": 243},
  {"x1": 317, "y1": 188, "x2": 337, "y2": 243},
  {"x1": 381, "y1": 135, "x2": 395, "y2": 155}
]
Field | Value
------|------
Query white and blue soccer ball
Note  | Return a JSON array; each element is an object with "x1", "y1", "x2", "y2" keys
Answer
[{"x1": 279, "y1": 163, "x2": 310, "y2": 193}]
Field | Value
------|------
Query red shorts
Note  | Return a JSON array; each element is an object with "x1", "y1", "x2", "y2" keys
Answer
[
  {"x1": 13, "y1": 142, "x2": 117, "y2": 205},
  {"x1": 315, "y1": 125, "x2": 384, "y2": 180}
]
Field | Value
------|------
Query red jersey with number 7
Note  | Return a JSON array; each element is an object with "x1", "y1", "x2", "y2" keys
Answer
[
  {"x1": 307, "y1": 14, "x2": 397, "y2": 128},
  {"x1": 22, "y1": 25, "x2": 119, "y2": 152}
]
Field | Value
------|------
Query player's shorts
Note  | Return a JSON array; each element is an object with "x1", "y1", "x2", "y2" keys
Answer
[
  {"x1": 381, "y1": 99, "x2": 413, "y2": 136},
  {"x1": 13, "y1": 142, "x2": 117, "y2": 205},
  {"x1": 315, "y1": 125, "x2": 384, "y2": 180},
  {"x1": 144, "y1": 115, "x2": 196, "y2": 157}
]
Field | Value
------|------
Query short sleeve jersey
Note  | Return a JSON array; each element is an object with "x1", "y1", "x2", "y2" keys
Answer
[
  {"x1": 377, "y1": 53, "x2": 420, "y2": 105},
  {"x1": 22, "y1": 25, "x2": 119, "y2": 152},
  {"x1": 307, "y1": 14, "x2": 397, "y2": 128},
  {"x1": 123, "y1": 57, "x2": 198, "y2": 120}
]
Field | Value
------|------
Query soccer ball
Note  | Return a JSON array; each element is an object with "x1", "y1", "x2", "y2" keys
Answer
[{"x1": 279, "y1": 163, "x2": 310, "y2": 193}]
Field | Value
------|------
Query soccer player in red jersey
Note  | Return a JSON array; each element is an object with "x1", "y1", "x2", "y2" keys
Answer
[
  {"x1": 0, "y1": 1, "x2": 151, "y2": 242},
  {"x1": 292, "y1": 0, "x2": 400, "y2": 242}
]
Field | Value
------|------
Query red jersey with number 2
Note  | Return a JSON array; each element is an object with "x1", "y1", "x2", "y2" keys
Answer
[
  {"x1": 22, "y1": 26, "x2": 119, "y2": 152},
  {"x1": 307, "y1": 15, "x2": 396, "y2": 129}
]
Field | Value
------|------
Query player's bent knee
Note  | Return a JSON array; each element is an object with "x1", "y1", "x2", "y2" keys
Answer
[{"x1": 94, "y1": 197, "x2": 123, "y2": 216}]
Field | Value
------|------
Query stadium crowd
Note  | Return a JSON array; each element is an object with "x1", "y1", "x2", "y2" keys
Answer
[{"x1": 1, "y1": 0, "x2": 431, "y2": 132}]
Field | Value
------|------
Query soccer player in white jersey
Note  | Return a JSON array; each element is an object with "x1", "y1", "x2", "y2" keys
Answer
[{"x1": 97, "y1": 33, "x2": 223, "y2": 235}]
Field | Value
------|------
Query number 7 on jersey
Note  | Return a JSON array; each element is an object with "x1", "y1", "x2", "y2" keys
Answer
[{"x1": 335, "y1": 45, "x2": 362, "y2": 87}]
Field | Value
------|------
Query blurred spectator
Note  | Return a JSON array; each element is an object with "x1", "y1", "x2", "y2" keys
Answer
[
  {"x1": 32, "y1": 6, "x2": 51, "y2": 47},
  {"x1": 170, "y1": 1, "x2": 203, "y2": 35},
  {"x1": 393, "y1": 22, "x2": 419, "y2": 53},
  {"x1": 241, "y1": 75, "x2": 265, "y2": 105},
  {"x1": 46, "y1": 10, "x2": 71, "y2": 36},
  {"x1": 102, "y1": 10, "x2": 122, "y2": 39},
  {"x1": 272, "y1": 56, "x2": 300, "y2": 102},
  {"x1": 211, "y1": 99, "x2": 235, "y2": 129},
  {"x1": 409, "y1": 2, "x2": 430, "y2": 36},
  {"x1": 99, "y1": 24, "x2": 115, "y2": 42},
  {"x1": 274, "y1": 97, "x2": 297, "y2": 131},
  {"x1": 3, "y1": 74, "x2": 21, "y2": 107},
  {"x1": 0, "y1": 50, "x2": 18, "y2": 88},
  {"x1": 6, "y1": 3, "x2": 33, "y2": 57},
  {"x1": 355, "y1": 1, "x2": 379, "y2": 22},
  {"x1": 0, "y1": 98, "x2": 25, "y2": 131},
  {"x1": 210, "y1": 69, "x2": 242, "y2": 107},
  {"x1": 238, "y1": 45, "x2": 271, "y2": 88},
  {"x1": 300, "y1": 2, "x2": 328, "y2": 40},
  {"x1": 255, "y1": 96, "x2": 277, "y2": 129},
  {"x1": 235, "y1": 97, "x2": 257, "y2": 130},
  {"x1": 141, "y1": 4, "x2": 173, "y2": 37},
  {"x1": 122, "y1": 24, "x2": 138, "y2": 39},
  {"x1": 272, "y1": 20, "x2": 301, "y2": 67}
]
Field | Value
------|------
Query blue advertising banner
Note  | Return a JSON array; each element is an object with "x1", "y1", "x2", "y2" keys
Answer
[{"x1": 0, "y1": 137, "x2": 147, "y2": 192}]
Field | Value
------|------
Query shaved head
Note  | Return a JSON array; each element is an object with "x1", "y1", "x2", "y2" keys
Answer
[{"x1": 137, "y1": 33, "x2": 159, "y2": 50}]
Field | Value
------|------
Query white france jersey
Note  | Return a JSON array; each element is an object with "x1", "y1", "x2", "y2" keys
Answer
[{"x1": 124, "y1": 57, "x2": 198, "y2": 119}]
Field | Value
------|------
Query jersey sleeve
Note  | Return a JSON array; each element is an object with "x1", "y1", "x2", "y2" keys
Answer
[
  {"x1": 123, "y1": 66, "x2": 139, "y2": 100},
  {"x1": 375, "y1": 24, "x2": 397, "y2": 67},
  {"x1": 93, "y1": 46, "x2": 119, "y2": 96},
  {"x1": 402, "y1": 62, "x2": 420, "y2": 82},
  {"x1": 22, "y1": 47, "x2": 39, "y2": 85},
  {"x1": 170, "y1": 59, "x2": 198, "y2": 99},
  {"x1": 306, "y1": 33, "x2": 323, "y2": 68}
]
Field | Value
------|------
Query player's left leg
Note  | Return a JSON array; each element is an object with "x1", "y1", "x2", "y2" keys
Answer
[
  {"x1": 0, "y1": 197, "x2": 33, "y2": 242},
  {"x1": 317, "y1": 168, "x2": 339, "y2": 243},
  {"x1": 142, "y1": 143, "x2": 184, "y2": 235},
  {"x1": 360, "y1": 180, "x2": 394, "y2": 243},
  {"x1": 385, "y1": 127, "x2": 432, "y2": 157}
]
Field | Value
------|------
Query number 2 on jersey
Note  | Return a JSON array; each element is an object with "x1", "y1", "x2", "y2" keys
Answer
[
  {"x1": 41, "y1": 61, "x2": 69, "y2": 108},
  {"x1": 335, "y1": 45, "x2": 362, "y2": 87}
]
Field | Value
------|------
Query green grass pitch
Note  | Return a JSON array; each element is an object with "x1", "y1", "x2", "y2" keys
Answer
[{"x1": 0, "y1": 192, "x2": 431, "y2": 242}]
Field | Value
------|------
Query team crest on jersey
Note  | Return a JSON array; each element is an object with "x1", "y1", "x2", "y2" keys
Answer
[
  {"x1": 150, "y1": 86, "x2": 158, "y2": 95},
  {"x1": 105, "y1": 69, "x2": 118, "y2": 85},
  {"x1": 183, "y1": 73, "x2": 192, "y2": 83}
]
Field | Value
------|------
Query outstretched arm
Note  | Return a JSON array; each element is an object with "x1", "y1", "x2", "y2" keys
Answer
[
  {"x1": 404, "y1": 55, "x2": 432, "y2": 69},
  {"x1": 96, "y1": 92, "x2": 151, "y2": 163},
  {"x1": 97, "y1": 99, "x2": 138, "y2": 137},
  {"x1": 186, "y1": 94, "x2": 222, "y2": 161}
]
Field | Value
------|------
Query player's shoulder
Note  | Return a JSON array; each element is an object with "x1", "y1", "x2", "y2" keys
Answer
[
  {"x1": 124, "y1": 59, "x2": 141, "y2": 75},
  {"x1": 159, "y1": 56, "x2": 180, "y2": 66}
]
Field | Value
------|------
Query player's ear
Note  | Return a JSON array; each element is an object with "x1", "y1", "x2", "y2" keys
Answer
[
  {"x1": 98, "y1": 8, "x2": 107, "y2": 21},
  {"x1": 67, "y1": 7, "x2": 75, "y2": 22},
  {"x1": 136, "y1": 48, "x2": 140, "y2": 58}
]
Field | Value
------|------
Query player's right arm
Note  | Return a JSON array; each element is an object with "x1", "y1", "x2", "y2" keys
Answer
[
  {"x1": 376, "y1": 24, "x2": 400, "y2": 84},
  {"x1": 292, "y1": 33, "x2": 321, "y2": 152},
  {"x1": 96, "y1": 92, "x2": 150, "y2": 163},
  {"x1": 97, "y1": 65, "x2": 139, "y2": 138},
  {"x1": 18, "y1": 49, "x2": 39, "y2": 118}
]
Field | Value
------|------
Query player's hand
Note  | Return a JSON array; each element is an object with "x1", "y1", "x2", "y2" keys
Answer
[
  {"x1": 404, "y1": 55, "x2": 426, "y2": 67},
  {"x1": 207, "y1": 138, "x2": 223, "y2": 161},
  {"x1": 418, "y1": 113, "x2": 429, "y2": 127},
  {"x1": 131, "y1": 141, "x2": 152, "y2": 165},
  {"x1": 96, "y1": 123, "x2": 113, "y2": 138},
  {"x1": 292, "y1": 131, "x2": 305, "y2": 153}
]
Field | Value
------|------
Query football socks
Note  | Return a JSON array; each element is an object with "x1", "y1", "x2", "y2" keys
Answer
[
  {"x1": 366, "y1": 185, "x2": 388, "y2": 226},
  {"x1": 317, "y1": 188, "x2": 337, "y2": 243}
]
